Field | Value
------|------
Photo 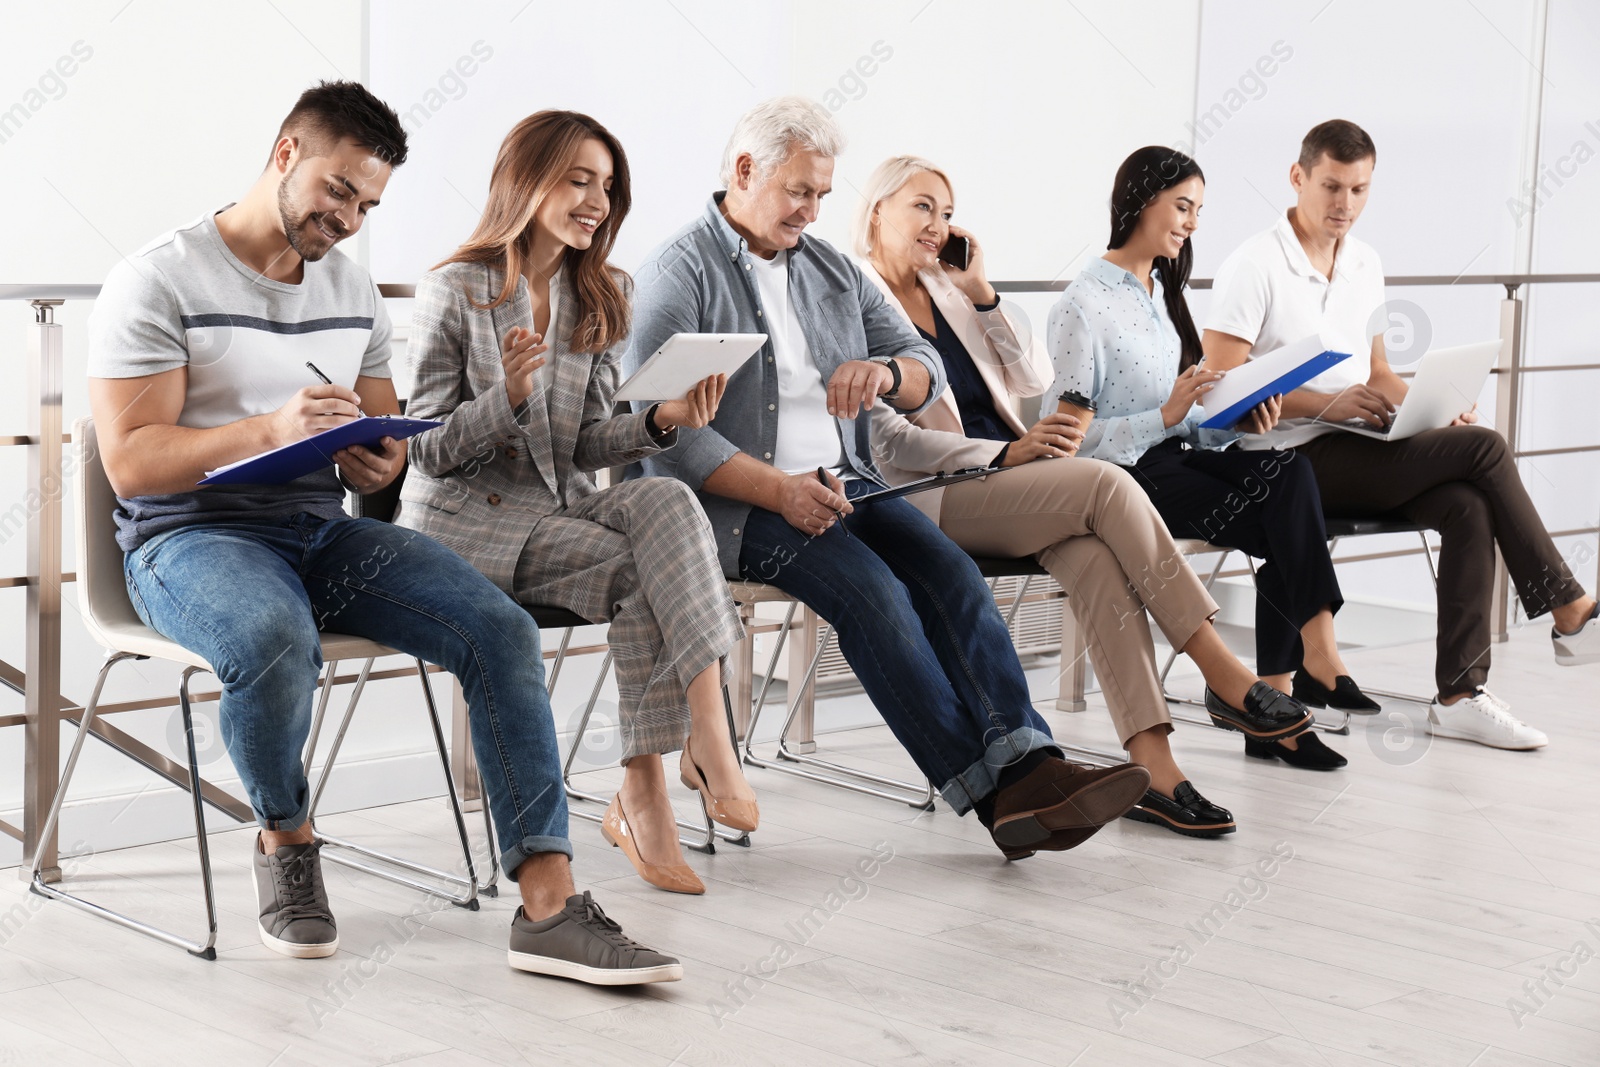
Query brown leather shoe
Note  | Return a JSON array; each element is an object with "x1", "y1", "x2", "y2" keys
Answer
[
  {"x1": 990, "y1": 758, "x2": 1151, "y2": 852},
  {"x1": 992, "y1": 821, "x2": 1100, "y2": 861}
]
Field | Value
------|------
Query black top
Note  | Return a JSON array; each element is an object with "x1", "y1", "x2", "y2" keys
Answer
[{"x1": 916, "y1": 299, "x2": 1016, "y2": 445}]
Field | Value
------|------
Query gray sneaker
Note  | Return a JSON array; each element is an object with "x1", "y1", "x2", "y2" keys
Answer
[
  {"x1": 252, "y1": 835, "x2": 339, "y2": 958},
  {"x1": 508, "y1": 891, "x2": 682, "y2": 985}
]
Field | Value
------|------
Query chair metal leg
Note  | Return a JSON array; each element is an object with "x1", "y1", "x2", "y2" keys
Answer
[
  {"x1": 307, "y1": 658, "x2": 481, "y2": 909},
  {"x1": 30, "y1": 655, "x2": 219, "y2": 960},
  {"x1": 560, "y1": 649, "x2": 743, "y2": 853},
  {"x1": 1002, "y1": 574, "x2": 1035, "y2": 630},
  {"x1": 301, "y1": 657, "x2": 341, "y2": 780},
  {"x1": 416, "y1": 660, "x2": 497, "y2": 897},
  {"x1": 742, "y1": 616, "x2": 936, "y2": 810}
]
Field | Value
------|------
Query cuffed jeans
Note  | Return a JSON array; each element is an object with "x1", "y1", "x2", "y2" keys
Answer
[
  {"x1": 125, "y1": 513, "x2": 570, "y2": 877},
  {"x1": 737, "y1": 482, "x2": 1057, "y2": 814}
]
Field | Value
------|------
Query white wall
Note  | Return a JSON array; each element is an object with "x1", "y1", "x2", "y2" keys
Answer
[{"x1": 4, "y1": 0, "x2": 1597, "y2": 859}]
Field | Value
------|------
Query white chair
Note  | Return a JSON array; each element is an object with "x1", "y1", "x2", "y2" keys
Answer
[{"x1": 28, "y1": 418, "x2": 484, "y2": 959}]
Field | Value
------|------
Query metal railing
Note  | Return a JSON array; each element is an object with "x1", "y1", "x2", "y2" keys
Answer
[{"x1": 5, "y1": 274, "x2": 1599, "y2": 877}]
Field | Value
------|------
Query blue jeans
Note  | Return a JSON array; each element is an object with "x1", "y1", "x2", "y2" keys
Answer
[
  {"x1": 737, "y1": 483, "x2": 1056, "y2": 814},
  {"x1": 125, "y1": 513, "x2": 569, "y2": 877}
]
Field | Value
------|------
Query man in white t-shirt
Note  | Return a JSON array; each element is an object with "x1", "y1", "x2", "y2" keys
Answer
[
  {"x1": 1203, "y1": 119, "x2": 1599, "y2": 750},
  {"x1": 84, "y1": 81, "x2": 679, "y2": 983}
]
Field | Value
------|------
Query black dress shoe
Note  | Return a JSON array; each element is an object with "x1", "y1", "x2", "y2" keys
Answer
[
  {"x1": 1244, "y1": 731, "x2": 1348, "y2": 770},
  {"x1": 1123, "y1": 781, "x2": 1236, "y2": 838},
  {"x1": 1292, "y1": 670, "x2": 1381, "y2": 714},
  {"x1": 1205, "y1": 682, "x2": 1313, "y2": 740}
]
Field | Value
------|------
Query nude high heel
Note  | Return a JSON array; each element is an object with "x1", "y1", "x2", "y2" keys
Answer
[
  {"x1": 600, "y1": 794, "x2": 704, "y2": 895},
  {"x1": 679, "y1": 736, "x2": 760, "y2": 833}
]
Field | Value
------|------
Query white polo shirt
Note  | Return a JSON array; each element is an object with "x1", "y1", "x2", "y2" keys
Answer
[{"x1": 1207, "y1": 211, "x2": 1387, "y2": 449}]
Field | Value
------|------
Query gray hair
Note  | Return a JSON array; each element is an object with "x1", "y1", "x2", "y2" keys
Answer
[{"x1": 719, "y1": 96, "x2": 845, "y2": 187}]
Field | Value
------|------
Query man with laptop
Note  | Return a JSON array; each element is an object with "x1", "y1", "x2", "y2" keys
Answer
[{"x1": 1203, "y1": 118, "x2": 1599, "y2": 749}]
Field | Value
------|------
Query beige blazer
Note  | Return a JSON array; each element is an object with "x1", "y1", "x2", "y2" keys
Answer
[
  {"x1": 858, "y1": 259, "x2": 1053, "y2": 519},
  {"x1": 396, "y1": 261, "x2": 668, "y2": 592}
]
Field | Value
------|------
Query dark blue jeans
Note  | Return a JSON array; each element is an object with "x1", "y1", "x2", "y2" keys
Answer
[
  {"x1": 125, "y1": 513, "x2": 569, "y2": 877},
  {"x1": 737, "y1": 482, "x2": 1055, "y2": 814}
]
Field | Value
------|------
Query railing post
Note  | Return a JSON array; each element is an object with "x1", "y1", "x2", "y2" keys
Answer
[
  {"x1": 1491, "y1": 285, "x2": 1524, "y2": 643},
  {"x1": 22, "y1": 299, "x2": 65, "y2": 883}
]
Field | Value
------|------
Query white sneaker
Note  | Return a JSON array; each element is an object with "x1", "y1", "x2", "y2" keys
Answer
[
  {"x1": 1427, "y1": 688, "x2": 1548, "y2": 750},
  {"x1": 1553, "y1": 603, "x2": 1600, "y2": 666}
]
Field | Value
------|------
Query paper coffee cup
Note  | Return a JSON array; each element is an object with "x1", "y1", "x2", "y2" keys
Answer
[{"x1": 1056, "y1": 390, "x2": 1098, "y2": 444}]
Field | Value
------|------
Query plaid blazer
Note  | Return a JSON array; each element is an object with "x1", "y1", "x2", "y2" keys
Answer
[{"x1": 397, "y1": 261, "x2": 672, "y2": 592}]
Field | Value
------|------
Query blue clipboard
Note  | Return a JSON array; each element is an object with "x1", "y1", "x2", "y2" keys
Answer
[
  {"x1": 1198, "y1": 349, "x2": 1351, "y2": 429},
  {"x1": 200, "y1": 415, "x2": 441, "y2": 486}
]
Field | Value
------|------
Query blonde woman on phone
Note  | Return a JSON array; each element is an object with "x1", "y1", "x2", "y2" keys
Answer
[{"x1": 857, "y1": 155, "x2": 1322, "y2": 838}]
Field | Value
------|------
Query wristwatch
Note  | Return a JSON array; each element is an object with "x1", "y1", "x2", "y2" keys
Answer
[{"x1": 869, "y1": 357, "x2": 902, "y2": 402}]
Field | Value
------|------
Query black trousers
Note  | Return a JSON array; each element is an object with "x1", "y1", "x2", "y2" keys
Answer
[{"x1": 1122, "y1": 439, "x2": 1342, "y2": 675}]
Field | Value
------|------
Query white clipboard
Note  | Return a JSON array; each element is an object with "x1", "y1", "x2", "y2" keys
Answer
[{"x1": 615, "y1": 332, "x2": 767, "y2": 402}]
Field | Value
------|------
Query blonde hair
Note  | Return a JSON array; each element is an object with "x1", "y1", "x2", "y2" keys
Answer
[
  {"x1": 850, "y1": 155, "x2": 954, "y2": 259},
  {"x1": 720, "y1": 96, "x2": 845, "y2": 187}
]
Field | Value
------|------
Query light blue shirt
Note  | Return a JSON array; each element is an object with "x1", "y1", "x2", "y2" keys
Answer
[{"x1": 1047, "y1": 256, "x2": 1234, "y2": 465}]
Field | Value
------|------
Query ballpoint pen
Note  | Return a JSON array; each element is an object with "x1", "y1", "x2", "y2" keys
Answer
[
  {"x1": 816, "y1": 466, "x2": 850, "y2": 538},
  {"x1": 306, "y1": 361, "x2": 368, "y2": 417}
]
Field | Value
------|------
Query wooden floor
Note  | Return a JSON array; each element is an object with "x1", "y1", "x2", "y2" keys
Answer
[{"x1": 1, "y1": 624, "x2": 1597, "y2": 1066}]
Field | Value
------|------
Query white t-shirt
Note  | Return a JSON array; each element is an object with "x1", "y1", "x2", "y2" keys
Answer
[
  {"x1": 747, "y1": 250, "x2": 843, "y2": 473},
  {"x1": 88, "y1": 206, "x2": 393, "y2": 549},
  {"x1": 1206, "y1": 211, "x2": 1387, "y2": 449}
]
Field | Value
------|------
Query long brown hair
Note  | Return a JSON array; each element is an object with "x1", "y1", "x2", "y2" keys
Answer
[{"x1": 435, "y1": 110, "x2": 632, "y2": 353}]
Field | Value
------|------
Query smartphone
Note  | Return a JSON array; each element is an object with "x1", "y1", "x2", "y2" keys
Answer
[{"x1": 938, "y1": 234, "x2": 970, "y2": 271}]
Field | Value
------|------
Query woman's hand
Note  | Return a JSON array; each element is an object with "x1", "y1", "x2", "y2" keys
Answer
[
  {"x1": 942, "y1": 224, "x2": 997, "y2": 307},
  {"x1": 652, "y1": 373, "x2": 727, "y2": 431},
  {"x1": 1161, "y1": 365, "x2": 1224, "y2": 428},
  {"x1": 1001, "y1": 412, "x2": 1084, "y2": 465},
  {"x1": 1237, "y1": 394, "x2": 1283, "y2": 434},
  {"x1": 501, "y1": 326, "x2": 550, "y2": 410}
]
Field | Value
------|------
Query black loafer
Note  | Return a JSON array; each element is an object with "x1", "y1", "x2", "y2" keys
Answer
[
  {"x1": 1244, "y1": 731, "x2": 1348, "y2": 770},
  {"x1": 1205, "y1": 682, "x2": 1313, "y2": 740},
  {"x1": 1123, "y1": 781, "x2": 1236, "y2": 838},
  {"x1": 1292, "y1": 670, "x2": 1381, "y2": 714}
]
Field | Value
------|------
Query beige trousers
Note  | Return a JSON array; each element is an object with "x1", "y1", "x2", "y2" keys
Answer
[{"x1": 939, "y1": 458, "x2": 1219, "y2": 746}]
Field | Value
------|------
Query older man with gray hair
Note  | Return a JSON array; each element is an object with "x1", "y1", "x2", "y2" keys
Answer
[{"x1": 627, "y1": 96, "x2": 1151, "y2": 859}]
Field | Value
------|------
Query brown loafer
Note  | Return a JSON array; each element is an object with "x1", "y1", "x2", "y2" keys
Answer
[{"x1": 990, "y1": 758, "x2": 1151, "y2": 851}]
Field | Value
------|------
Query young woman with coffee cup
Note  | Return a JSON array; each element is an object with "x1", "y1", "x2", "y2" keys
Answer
[
  {"x1": 1048, "y1": 146, "x2": 1373, "y2": 773},
  {"x1": 854, "y1": 155, "x2": 1327, "y2": 839}
]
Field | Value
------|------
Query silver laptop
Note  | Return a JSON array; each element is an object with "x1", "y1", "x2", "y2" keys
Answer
[{"x1": 1336, "y1": 340, "x2": 1500, "y2": 441}]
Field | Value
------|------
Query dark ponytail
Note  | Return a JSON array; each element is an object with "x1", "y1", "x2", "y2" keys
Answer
[{"x1": 1107, "y1": 146, "x2": 1205, "y2": 372}]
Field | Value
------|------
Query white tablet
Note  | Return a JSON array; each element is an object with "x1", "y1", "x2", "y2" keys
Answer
[{"x1": 614, "y1": 333, "x2": 767, "y2": 403}]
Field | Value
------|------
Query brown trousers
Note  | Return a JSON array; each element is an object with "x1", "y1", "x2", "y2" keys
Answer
[
  {"x1": 1296, "y1": 425, "x2": 1585, "y2": 697},
  {"x1": 939, "y1": 459, "x2": 1219, "y2": 746}
]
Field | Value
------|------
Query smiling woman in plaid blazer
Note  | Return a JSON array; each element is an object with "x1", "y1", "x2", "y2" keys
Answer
[{"x1": 397, "y1": 111, "x2": 755, "y2": 896}]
